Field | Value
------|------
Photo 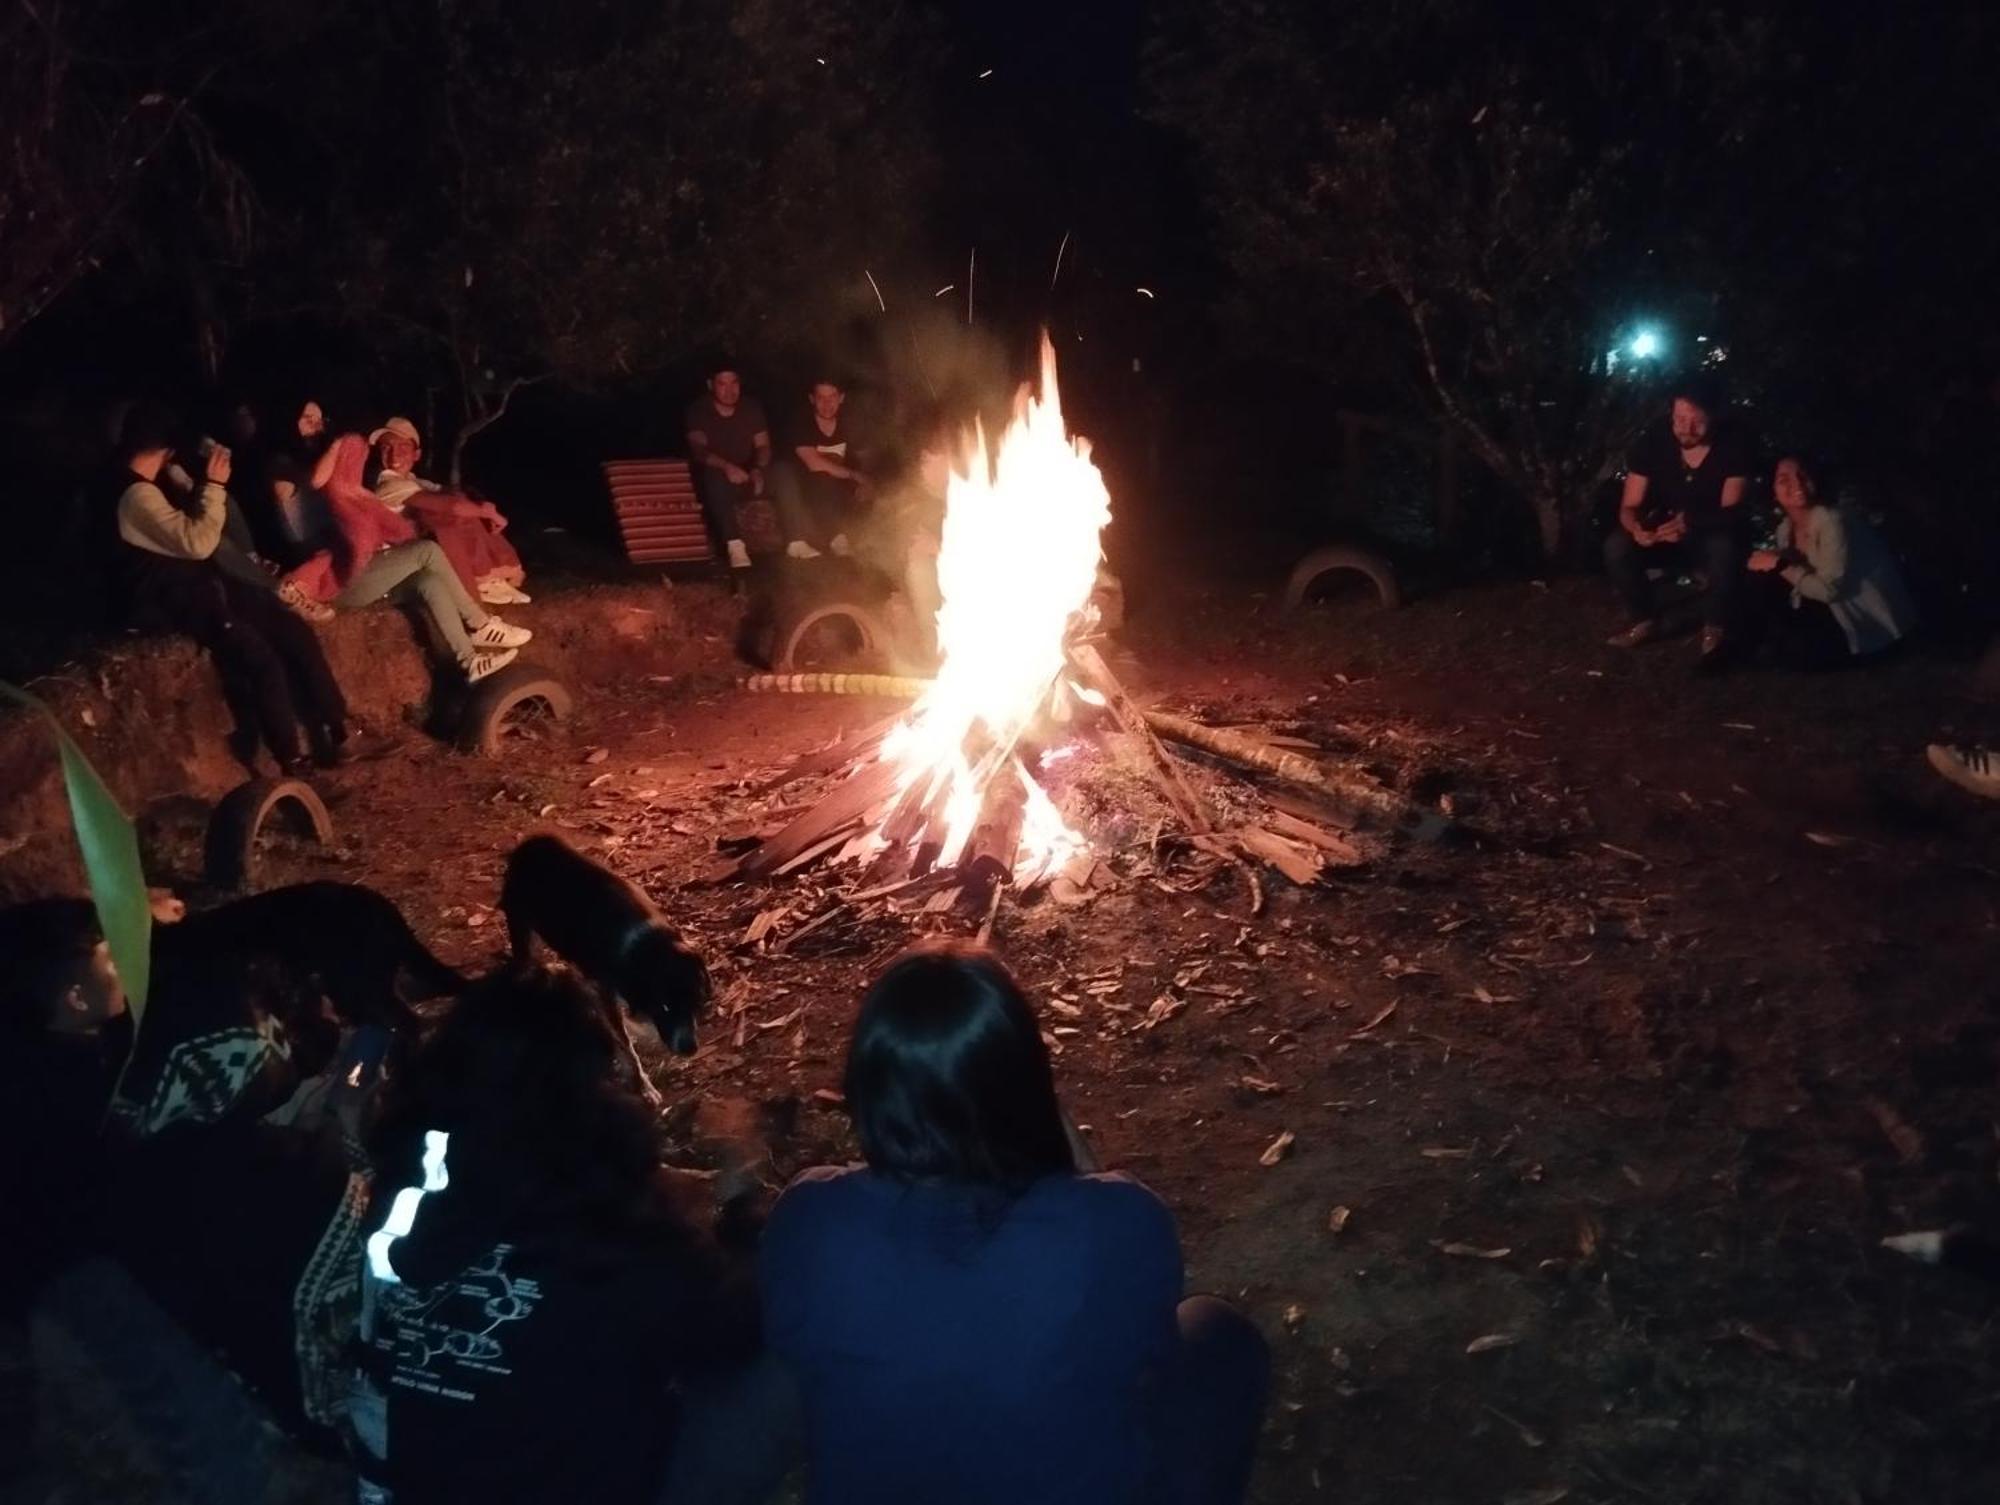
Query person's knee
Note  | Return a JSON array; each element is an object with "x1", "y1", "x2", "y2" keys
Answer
[
  {"x1": 1603, "y1": 527, "x2": 1638, "y2": 569},
  {"x1": 1177, "y1": 1295, "x2": 1271, "y2": 1390}
]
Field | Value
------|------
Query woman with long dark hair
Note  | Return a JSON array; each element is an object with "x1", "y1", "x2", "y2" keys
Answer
[
  {"x1": 354, "y1": 965, "x2": 764, "y2": 1505},
  {"x1": 1746, "y1": 454, "x2": 1917, "y2": 667},
  {"x1": 762, "y1": 940, "x2": 1269, "y2": 1505}
]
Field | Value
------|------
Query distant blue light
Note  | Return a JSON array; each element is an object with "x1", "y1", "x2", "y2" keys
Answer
[{"x1": 1629, "y1": 329, "x2": 1662, "y2": 359}]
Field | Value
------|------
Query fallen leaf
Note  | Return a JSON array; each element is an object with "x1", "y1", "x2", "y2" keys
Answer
[
  {"x1": 1421, "y1": 1146, "x2": 1473, "y2": 1160},
  {"x1": 1804, "y1": 829, "x2": 1854, "y2": 848},
  {"x1": 587, "y1": 772, "x2": 613, "y2": 788},
  {"x1": 1259, "y1": 1130, "x2": 1296, "y2": 1167},
  {"x1": 1435, "y1": 1241, "x2": 1512, "y2": 1260},
  {"x1": 1351, "y1": 1001, "x2": 1399, "y2": 1036},
  {"x1": 1860, "y1": 1095, "x2": 1924, "y2": 1163},
  {"x1": 1327, "y1": 1205, "x2": 1352, "y2": 1234},
  {"x1": 584, "y1": 747, "x2": 609, "y2": 764},
  {"x1": 1282, "y1": 1304, "x2": 1307, "y2": 1332},
  {"x1": 1467, "y1": 1332, "x2": 1523, "y2": 1354},
  {"x1": 1575, "y1": 1211, "x2": 1601, "y2": 1261},
  {"x1": 1239, "y1": 1075, "x2": 1285, "y2": 1095}
]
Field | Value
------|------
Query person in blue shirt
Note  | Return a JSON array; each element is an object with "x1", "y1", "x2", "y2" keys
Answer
[{"x1": 761, "y1": 939, "x2": 1269, "y2": 1505}]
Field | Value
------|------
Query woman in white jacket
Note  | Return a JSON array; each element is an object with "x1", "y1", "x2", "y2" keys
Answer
[{"x1": 1747, "y1": 456, "x2": 1917, "y2": 666}]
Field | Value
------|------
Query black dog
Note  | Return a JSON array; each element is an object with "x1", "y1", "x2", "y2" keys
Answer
[
  {"x1": 500, "y1": 835, "x2": 711, "y2": 1101},
  {"x1": 158, "y1": 881, "x2": 466, "y2": 1036}
]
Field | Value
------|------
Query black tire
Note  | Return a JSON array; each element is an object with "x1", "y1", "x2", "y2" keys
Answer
[
  {"x1": 1283, "y1": 546, "x2": 1402, "y2": 611},
  {"x1": 775, "y1": 601, "x2": 887, "y2": 673},
  {"x1": 204, "y1": 777, "x2": 334, "y2": 891},
  {"x1": 458, "y1": 663, "x2": 574, "y2": 755}
]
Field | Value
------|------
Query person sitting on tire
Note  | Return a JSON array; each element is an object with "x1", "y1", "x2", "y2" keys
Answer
[
  {"x1": 768, "y1": 376, "x2": 875, "y2": 561},
  {"x1": 1744, "y1": 455, "x2": 1917, "y2": 667},
  {"x1": 1604, "y1": 375, "x2": 1754, "y2": 672},
  {"x1": 108, "y1": 402, "x2": 353, "y2": 775}
]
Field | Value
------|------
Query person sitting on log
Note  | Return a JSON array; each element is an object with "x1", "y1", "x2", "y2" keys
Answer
[
  {"x1": 368, "y1": 416, "x2": 531, "y2": 605},
  {"x1": 108, "y1": 402, "x2": 353, "y2": 775},
  {"x1": 684, "y1": 358, "x2": 773, "y2": 571},
  {"x1": 1744, "y1": 454, "x2": 1917, "y2": 668},
  {"x1": 768, "y1": 376, "x2": 875, "y2": 561},
  {"x1": 279, "y1": 401, "x2": 532, "y2": 684},
  {"x1": 761, "y1": 939, "x2": 1271, "y2": 1505}
]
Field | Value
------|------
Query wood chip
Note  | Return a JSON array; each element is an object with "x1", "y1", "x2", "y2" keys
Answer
[
  {"x1": 1239, "y1": 1075, "x2": 1285, "y2": 1095},
  {"x1": 1435, "y1": 1241, "x2": 1512, "y2": 1260},
  {"x1": 1327, "y1": 1205, "x2": 1352, "y2": 1235},
  {"x1": 1467, "y1": 1332, "x2": 1523, "y2": 1354},
  {"x1": 1258, "y1": 1130, "x2": 1296, "y2": 1166},
  {"x1": 1860, "y1": 1096, "x2": 1924, "y2": 1163},
  {"x1": 584, "y1": 747, "x2": 609, "y2": 764},
  {"x1": 1421, "y1": 1146, "x2": 1473, "y2": 1159}
]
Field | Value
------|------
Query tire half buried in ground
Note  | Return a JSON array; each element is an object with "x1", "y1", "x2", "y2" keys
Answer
[
  {"x1": 458, "y1": 662, "x2": 575, "y2": 756},
  {"x1": 1284, "y1": 546, "x2": 1402, "y2": 611},
  {"x1": 204, "y1": 777, "x2": 334, "y2": 891}
]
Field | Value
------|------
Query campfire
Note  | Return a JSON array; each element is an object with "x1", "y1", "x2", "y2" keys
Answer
[{"x1": 727, "y1": 335, "x2": 1445, "y2": 922}]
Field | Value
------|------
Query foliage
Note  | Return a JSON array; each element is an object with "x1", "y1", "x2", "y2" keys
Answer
[{"x1": 1147, "y1": 0, "x2": 2000, "y2": 559}]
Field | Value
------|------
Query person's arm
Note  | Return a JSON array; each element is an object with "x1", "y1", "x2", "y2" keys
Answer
[
  {"x1": 1784, "y1": 509, "x2": 1851, "y2": 601},
  {"x1": 1618, "y1": 471, "x2": 1658, "y2": 544},
  {"x1": 400, "y1": 486, "x2": 494, "y2": 524},
  {"x1": 794, "y1": 441, "x2": 855, "y2": 479},
  {"x1": 1720, "y1": 474, "x2": 1748, "y2": 510},
  {"x1": 688, "y1": 427, "x2": 749, "y2": 484},
  {"x1": 752, "y1": 428, "x2": 772, "y2": 472},
  {"x1": 117, "y1": 474, "x2": 229, "y2": 560}
]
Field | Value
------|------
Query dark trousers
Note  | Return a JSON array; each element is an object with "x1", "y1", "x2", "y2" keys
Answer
[
  {"x1": 127, "y1": 555, "x2": 346, "y2": 766},
  {"x1": 1603, "y1": 522, "x2": 1744, "y2": 630},
  {"x1": 1142, "y1": 1296, "x2": 1271, "y2": 1505},
  {"x1": 1742, "y1": 573, "x2": 1862, "y2": 670},
  {"x1": 209, "y1": 495, "x2": 278, "y2": 595},
  {"x1": 695, "y1": 466, "x2": 758, "y2": 544},
  {"x1": 767, "y1": 460, "x2": 866, "y2": 547}
]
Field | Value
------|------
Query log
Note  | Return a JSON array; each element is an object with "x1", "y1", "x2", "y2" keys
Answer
[
  {"x1": 1263, "y1": 807, "x2": 1367, "y2": 866},
  {"x1": 1141, "y1": 710, "x2": 1446, "y2": 840},
  {"x1": 1066, "y1": 644, "x2": 1215, "y2": 834},
  {"x1": 735, "y1": 758, "x2": 904, "y2": 877},
  {"x1": 961, "y1": 763, "x2": 1030, "y2": 889},
  {"x1": 1229, "y1": 824, "x2": 1325, "y2": 885},
  {"x1": 751, "y1": 712, "x2": 902, "y2": 795}
]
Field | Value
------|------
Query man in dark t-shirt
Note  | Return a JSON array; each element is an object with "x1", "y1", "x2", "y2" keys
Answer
[
  {"x1": 683, "y1": 362, "x2": 772, "y2": 570},
  {"x1": 768, "y1": 377, "x2": 874, "y2": 559},
  {"x1": 1604, "y1": 378, "x2": 1752, "y2": 666}
]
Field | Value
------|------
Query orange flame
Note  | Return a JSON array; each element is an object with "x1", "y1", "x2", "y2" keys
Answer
[{"x1": 879, "y1": 334, "x2": 1106, "y2": 874}]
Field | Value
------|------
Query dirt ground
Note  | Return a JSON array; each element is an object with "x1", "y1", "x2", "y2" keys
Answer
[{"x1": 31, "y1": 576, "x2": 2000, "y2": 1504}]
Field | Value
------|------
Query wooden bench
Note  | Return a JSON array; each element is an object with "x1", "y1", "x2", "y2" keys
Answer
[{"x1": 601, "y1": 458, "x2": 781, "y2": 565}]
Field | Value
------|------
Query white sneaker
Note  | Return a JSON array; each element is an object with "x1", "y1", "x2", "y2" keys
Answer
[
  {"x1": 479, "y1": 579, "x2": 531, "y2": 605},
  {"x1": 1927, "y1": 743, "x2": 2000, "y2": 801},
  {"x1": 471, "y1": 618, "x2": 532, "y2": 649},
  {"x1": 278, "y1": 579, "x2": 335, "y2": 623},
  {"x1": 461, "y1": 647, "x2": 518, "y2": 683},
  {"x1": 725, "y1": 539, "x2": 752, "y2": 569},
  {"x1": 786, "y1": 539, "x2": 823, "y2": 560},
  {"x1": 829, "y1": 533, "x2": 853, "y2": 557}
]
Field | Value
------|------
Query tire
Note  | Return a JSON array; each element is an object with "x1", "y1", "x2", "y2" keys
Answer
[
  {"x1": 775, "y1": 601, "x2": 887, "y2": 673},
  {"x1": 204, "y1": 777, "x2": 334, "y2": 891},
  {"x1": 1283, "y1": 546, "x2": 1402, "y2": 611},
  {"x1": 458, "y1": 663, "x2": 574, "y2": 756}
]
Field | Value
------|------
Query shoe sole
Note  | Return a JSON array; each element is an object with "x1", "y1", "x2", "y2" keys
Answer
[{"x1": 1927, "y1": 745, "x2": 2000, "y2": 800}]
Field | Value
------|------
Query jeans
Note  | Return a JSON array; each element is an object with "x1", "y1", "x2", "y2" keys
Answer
[
  {"x1": 767, "y1": 460, "x2": 866, "y2": 548},
  {"x1": 695, "y1": 466, "x2": 757, "y2": 545},
  {"x1": 211, "y1": 495, "x2": 280, "y2": 594},
  {"x1": 1603, "y1": 522, "x2": 1745, "y2": 631},
  {"x1": 1141, "y1": 1296, "x2": 1271, "y2": 1505},
  {"x1": 335, "y1": 538, "x2": 485, "y2": 662},
  {"x1": 127, "y1": 554, "x2": 347, "y2": 765},
  {"x1": 35, "y1": 1259, "x2": 278, "y2": 1505}
]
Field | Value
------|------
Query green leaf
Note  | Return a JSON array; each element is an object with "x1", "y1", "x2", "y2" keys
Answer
[{"x1": 0, "y1": 683, "x2": 151, "y2": 1020}]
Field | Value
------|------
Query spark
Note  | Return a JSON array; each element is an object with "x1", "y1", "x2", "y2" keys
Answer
[
  {"x1": 1050, "y1": 229, "x2": 1072, "y2": 292},
  {"x1": 863, "y1": 268, "x2": 886, "y2": 313},
  {"x1": 1135, "y1": 286, "x2": 1155, "y2": 299},
  {"x1": 934, "y1": 283, "x2": 956, "y2": 297},
  {"x1": 978, "y1": 68, "x2": 994, "y2": 79},
  {"x1": 967, "y1": 247, "x2": 976, "y2": 325}
]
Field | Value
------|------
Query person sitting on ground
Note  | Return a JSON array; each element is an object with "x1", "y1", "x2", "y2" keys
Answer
[
  {"x1": 1605, "y1": 376, "x2": 1753, "y2": 669},
  {"x1": 109, "y1": 402, "x2": 352, "y2": 774},
  {"x1": 768, "y1": 377, "x2": 874, "y2": 560},
  {"x1": 284, "y1": 404, "x2": 531, "y2": 683},
  {"x1": 685, "y1": 359, "x2": 773, "y2": 570},
  {"x1": 353, "y1": 964, "x2": 771, "y2": 1505},
  {"x1": 369, "y1": 416, "x2": 531, "y2": 606},
  {"x1": 1745, "y1": 455, "x2": 1917, "y2": 667},
  {"x1": 0, "y1": 897, "x2": 378, "y2": 1493},
  {"x1": 762, "y1": 939, "x2": 1270, "y2": 1505}
]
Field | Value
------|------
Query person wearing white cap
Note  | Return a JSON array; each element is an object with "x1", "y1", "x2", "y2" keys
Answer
[{"x1": 369, "y1": 417, "x2": 531, "y2": 606}]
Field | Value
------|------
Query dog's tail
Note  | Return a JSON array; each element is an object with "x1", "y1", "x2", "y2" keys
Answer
[{"x1": 398, "y1": 930, "x2": 470, "y2": 1000}]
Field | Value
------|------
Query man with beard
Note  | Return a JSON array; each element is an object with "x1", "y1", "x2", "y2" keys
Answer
[{"x1": 1604, "y1": 377, "x2": 1753, "y2": 670}]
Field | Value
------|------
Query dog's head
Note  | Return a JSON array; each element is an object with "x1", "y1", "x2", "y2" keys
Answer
[{"x1": 629, "y1": 928, "x2": 711, "y2": 1055}]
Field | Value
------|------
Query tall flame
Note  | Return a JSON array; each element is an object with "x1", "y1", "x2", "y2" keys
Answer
[{"x1": 880, "y1": 334, "x2": 1107, "y2": 871}]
